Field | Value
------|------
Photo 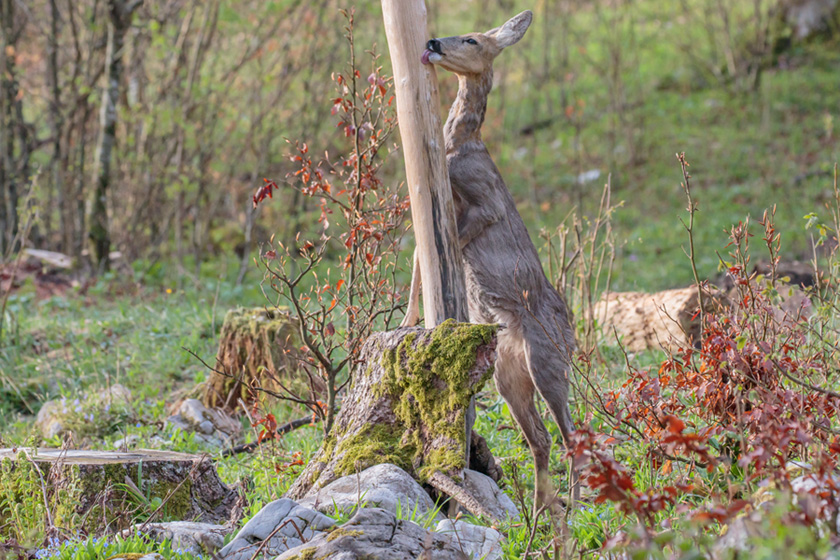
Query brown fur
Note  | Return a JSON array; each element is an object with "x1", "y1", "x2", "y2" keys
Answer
[{"x1": 403, "y1": 11, "x2": 579, "y2": 511}]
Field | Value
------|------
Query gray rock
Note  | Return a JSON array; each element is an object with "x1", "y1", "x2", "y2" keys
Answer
[
  {"x1": 113, "y1": 434, "x2": 141, "y2": 450},
  {"x1": 435, "y1": 519, "x2": 503, "y2": 560},
  {"x1": 198, "y1": 420, "x2": 216, "y2": 435},
  {"x1": 96, "y1": 384, "x2": 132, "y2": 404},
  {"x1": 179, "y1": 399, "x2": 241, "y2": 436},
  {"x1": 712, "y1": 512, "x2": 763, "y2": 558},
  {"x1": 462, "y1": 469, "x2": 519, "y2": 521},
  {"x1": 123, "y1": 521, "x2": 230, "y2": 554},
  {"x1": 35, "y1": 384, "x2": 132, "y2": 439},
  {"x1": 165, "y1": 399, "x2": 242, "y2": 448},
  {"x1": 35, "y1": 399, "x2": 65, "y2": 439},
  {"x1": 166, "y1": 415, "x2": 192, "y2": 432},
  {"x1": 275, "y1": 508, "x2": 468, "y2": 560},
  {"x1": 218, "y1": 498, "x2": 334, "y2": 560},
  {"x1": 297, "y1": 463, "x2": 445, "y2": 523}
]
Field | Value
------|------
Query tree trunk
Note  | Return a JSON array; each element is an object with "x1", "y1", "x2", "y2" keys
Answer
[
  {"x1": 0, "y1": 0, "x2": 21, "y2": 255},
  {"x1": 286, "y1": 321, "x2": 497, "y2": 501},
  {"x1": 0, "y1": 448, "x2": 239, "y2": 533},
  {"x1": 381, "y1": 2, "x2": 474, "y2": 495},
  {"x1": 90, "y1": 0, "x2": 140, "y2": 270},
  {"x1": 48, "y1": 0, "x2": 65, "y2": 252}
]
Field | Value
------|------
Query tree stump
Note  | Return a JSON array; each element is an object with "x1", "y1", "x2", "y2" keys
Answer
[
  {"x1": 203, "y1": 307, "x2": 311, "y2": 411},
  {"x1": 594, "y1": 286, "x2": 729, "y2": 352},
  {"x1": 0, "y1": 448, "x2": 239, "y2": 533},
  {"x1": 286, "y1": 321, "x2": 497, "y2": 501}
]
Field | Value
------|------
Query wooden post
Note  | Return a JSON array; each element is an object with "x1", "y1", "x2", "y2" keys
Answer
[
  {"x1": 381, "y1": 0, "x2": 468, "y2": 327},
  {"x1": 382, "y1": 2, "x2": 474, "y2": 517}
]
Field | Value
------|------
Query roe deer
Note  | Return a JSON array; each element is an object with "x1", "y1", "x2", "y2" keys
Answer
[{"x1": 402, "y1": 10, "x2": 579, "y2": 512}]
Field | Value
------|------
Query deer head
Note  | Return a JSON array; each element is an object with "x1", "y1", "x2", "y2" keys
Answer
[{"x1": 421, "y1": 10, "x2": 533, "y2": 75}]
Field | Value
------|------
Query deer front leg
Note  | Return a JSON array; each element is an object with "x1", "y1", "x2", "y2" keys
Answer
[
  {"x1": 457, "y1": 204, "x2": 502, "y2": 249},
  {"x1": 400, "y1": 248, "x2": 421, "y2": 327}
]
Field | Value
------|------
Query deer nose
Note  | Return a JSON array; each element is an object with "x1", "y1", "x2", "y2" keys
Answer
[{"x1": 427, "y1": 39, "x2": 443, "y2": 54}]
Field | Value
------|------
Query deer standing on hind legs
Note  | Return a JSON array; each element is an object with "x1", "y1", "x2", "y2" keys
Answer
[{"x1": 401, "y1": 10, "x2": 579, "y2": 515}]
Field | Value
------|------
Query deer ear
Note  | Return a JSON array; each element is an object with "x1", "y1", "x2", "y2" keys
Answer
[{"x1": 491, "y1": 10, "x2": 533, "y2": 49}]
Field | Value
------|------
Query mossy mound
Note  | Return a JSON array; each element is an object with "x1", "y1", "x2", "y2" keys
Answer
[{"x1": 378, "y1": 320, "x2": 497, "y2": 480}]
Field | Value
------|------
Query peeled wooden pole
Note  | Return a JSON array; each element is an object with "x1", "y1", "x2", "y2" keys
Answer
[
  {"x1": 381, "y1": 0, "x2": 468, "y2": 327},
  {"x1": 382, "y1": 0, "x2": 475, "y2": 518}
]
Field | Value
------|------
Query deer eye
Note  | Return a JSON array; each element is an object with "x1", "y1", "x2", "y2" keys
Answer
[{"x1": 464, "y1": 38, "x2": 478, "y2": 45}]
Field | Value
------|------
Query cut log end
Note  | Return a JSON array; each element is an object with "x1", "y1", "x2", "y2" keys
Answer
[{"x1": 0, "y1": 448, "x2": 239, "y2": 533}]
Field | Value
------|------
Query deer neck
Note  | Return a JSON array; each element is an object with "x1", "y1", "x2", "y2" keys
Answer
[{"x1": 444, "y1": 70, "x2": 493, "y2": 153}]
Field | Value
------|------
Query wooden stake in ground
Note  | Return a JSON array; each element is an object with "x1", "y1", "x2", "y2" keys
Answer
[
  {"x1": 380, "y1": 4, "x2": 478, "y2": 518},
  {"x1": 381, "y1": 0, "x2": 468, "y2": 327}
]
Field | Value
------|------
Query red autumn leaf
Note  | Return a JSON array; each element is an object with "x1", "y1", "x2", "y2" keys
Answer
[{"x1": 664, "y1": 415, "x2": 685, "y2": 434}]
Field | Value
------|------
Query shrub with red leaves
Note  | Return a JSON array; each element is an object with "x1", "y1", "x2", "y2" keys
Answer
[
  {"x1": 571, "y1": 193, "x2": 840, "y2": 551},
  {"x1": 249, "y1": 10, "x2": 409, "y2": 436}
]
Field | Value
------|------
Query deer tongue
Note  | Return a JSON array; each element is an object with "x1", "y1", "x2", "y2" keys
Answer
[{"x1": 421, "y1": 49, "x2": 432, "y2": 65}]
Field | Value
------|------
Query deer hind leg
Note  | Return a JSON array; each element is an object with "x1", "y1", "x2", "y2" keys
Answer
[
  {"x1": 522, "y1": 318, "x2": 580, "y2": 504},
  {"x1": 400, "y1": 248, "x2": 421, "y2": 327},
  {"x1": 494, "y1": 336, "x2": 555, "y2": 515}
]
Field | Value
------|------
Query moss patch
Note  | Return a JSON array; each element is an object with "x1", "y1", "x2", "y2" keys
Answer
[
  {"x1": 333, "y1": 424, "x2": 415, "y2": 477},
  {"x1": 285, "y1": 548, "x2": 317, "y2": 560},
  {"x1": 0, "y1": 454, "x2": 81, "y2": 540},
  {"x1": 326, "y1": 528, "x2": 364, "y2": 542},
  {"x1": 378, "y1": 320, "x2": 497, "y2": 480},
  {"x1": 149, "y1": 476, "x2": 193, "y2": 520}
]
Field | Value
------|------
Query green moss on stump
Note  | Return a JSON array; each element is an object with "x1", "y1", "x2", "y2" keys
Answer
[
  {"x1": 378, "y1": 320, "x2": 497, "y2": 481},
  {"x1": 0, "y1": 454, "x2": 81, "y2": 537},
  {"x1": 333, "y1": 424, "x2": 415, "y2": 477}
]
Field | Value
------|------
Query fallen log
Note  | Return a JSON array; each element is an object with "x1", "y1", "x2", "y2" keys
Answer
[
  {"x1": 0, "y1": 448, "x2": 238, "y2": 533},
  {"x1": 285, "y1": 321, "x2": 498, "y2": 515},
  {"x1": 593, "y1": 286, "x2": 728, "y2": 353}
]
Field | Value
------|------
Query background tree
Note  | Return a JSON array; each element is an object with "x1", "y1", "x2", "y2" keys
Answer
[
  {"x1": 89, "y1": 0, "x2": 142, "y2": 269},
  {"x1": 0, "y1": 0, "x2": 30, "y2": 255}
]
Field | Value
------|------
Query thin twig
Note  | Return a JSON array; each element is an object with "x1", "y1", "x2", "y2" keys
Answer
[
  {"x1": 247, "y1": 518, "x2": 306, "y2": 560},
  {"x1": 677, "y1": 152, "x2": 706, "y2": 337},
  {"x1": 220, "y1": 416, "x2": 319, "y2": 457}
]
